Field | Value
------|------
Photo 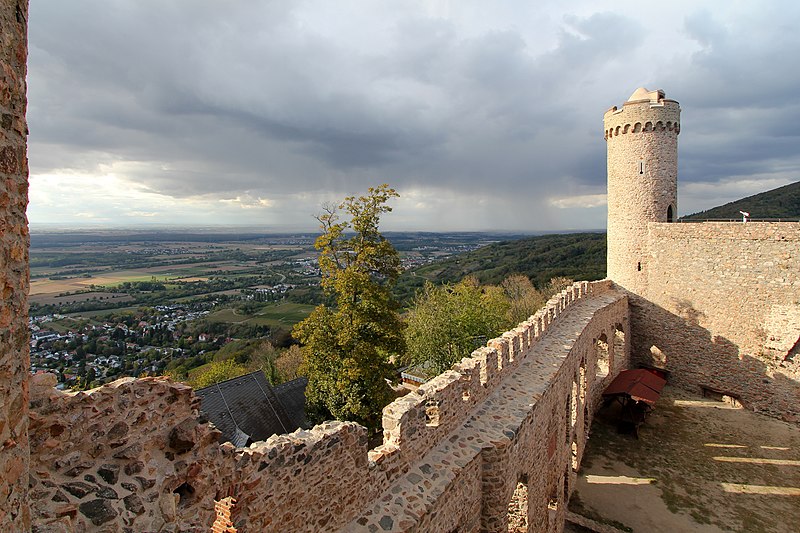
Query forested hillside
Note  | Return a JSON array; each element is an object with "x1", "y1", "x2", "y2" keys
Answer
[
  {"x1": 682, "y1": 181, "x2": 800, "y2": 220},
  {"x1": 395, "y1": 232, "x2": 606, "y2": 303}
]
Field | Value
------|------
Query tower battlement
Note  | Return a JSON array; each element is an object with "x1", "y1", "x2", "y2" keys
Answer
[
  {"x1": 605, "y1": 87, "x2": 680, "y2": 294},
  {"x1": 604, "y1": 88, "x2": 680, "y2": 141}
]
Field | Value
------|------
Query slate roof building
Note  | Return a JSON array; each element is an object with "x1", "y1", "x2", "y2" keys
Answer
[{"x1": 195, "y1": 371, "x2": 308, "y2": 447}]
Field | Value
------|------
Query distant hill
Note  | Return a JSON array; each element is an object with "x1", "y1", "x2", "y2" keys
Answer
[
  {"x1": 395, "y1": 232, "x2": 606, "y2": 303},
  {"x1": 682, "y1": 181, "x2": 800, "y2": 220},
  {"x1": 394, "y1": 181, "x2": 799, "y2": 302}
]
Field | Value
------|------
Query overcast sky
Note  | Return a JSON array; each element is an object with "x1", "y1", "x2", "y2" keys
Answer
[{"x1": 26, "y1": 0, "x2": 800, "y2": 232}]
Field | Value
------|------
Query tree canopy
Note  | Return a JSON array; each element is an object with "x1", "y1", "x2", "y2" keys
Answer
[
  {"x1": 293, "y1": 184, "x2": 405, "y2": 432},
  {"x1": 403, "y1": 276, "x2": 509, "y2": 375},
  {"x1": 403, "y1": 274, "x2": 565, "y2": 376},
  {"x1": 188, "y1": 359, "x2": 249, "y2": 389}
]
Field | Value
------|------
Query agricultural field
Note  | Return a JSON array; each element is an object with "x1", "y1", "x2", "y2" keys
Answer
[
  {"x1": 28, "y1": 229, "x2": 501, "y2": 317},
  {"x1": 30, "y1": 291, "x2": 134, "y2": 306},
  {"x1": 30, "y1": 261, "x2": 258, "y2": 295},
  {"x1": 25, "y1": 228, "x2": 531, "y2": 390},
  {"x1": 206, "y1": 302, "x2": 316, "y2": 328}
]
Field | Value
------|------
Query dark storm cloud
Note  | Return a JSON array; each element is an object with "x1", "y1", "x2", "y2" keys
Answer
[
  {"x1": 673, "y1": 4, "x2": 800, "y2": 190},
  {"x1": 26, "y1": 1, "x2": 800, "y2": 228}
]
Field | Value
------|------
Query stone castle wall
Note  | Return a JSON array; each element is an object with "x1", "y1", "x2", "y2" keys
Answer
[
  {"x1": 0, "y1": 0, "x2": 30, "y2": 530},
  {"x1": 27, "y1": 281, "x2": 629, "y2": 532},
  {"x1": 605, "y1": 91, "x2": 680, "y2": 295},
  {"x1": 634, "y1": 221, "x2": 800, "y2": 420}
]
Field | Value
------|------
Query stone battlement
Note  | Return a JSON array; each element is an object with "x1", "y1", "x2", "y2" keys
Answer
[
  {"x1": 25, "y1": 281, "x2": 628, "y2": 532},
  {"x1": 376, "y1": 281, "x2": 606, "y2": 464},
  {"x1": 603, "y1": 88, "x2": 680, "y2": 141},
  {"x1": 604, "y1": 118, "x2": 680, "y2": 141}
]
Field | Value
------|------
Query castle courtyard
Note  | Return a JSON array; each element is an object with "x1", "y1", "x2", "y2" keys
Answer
[{"x1": 570, "y1": 386, "x2": 800, "y2": 532}]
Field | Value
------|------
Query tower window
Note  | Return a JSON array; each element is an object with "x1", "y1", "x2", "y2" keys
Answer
[
  {"x1": 639, "y1": 161, "x2": 645, "y2": 175},
  {"x1": 667, "y1": 205, "x2": 674, "y2": 222},
  {"x1": 637, "y1": 262, "x2": 642, "y2": 272}
]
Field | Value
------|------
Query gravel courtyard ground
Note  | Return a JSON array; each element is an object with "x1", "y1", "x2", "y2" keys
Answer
[{"x1": 568, "y1": 386, "x2": 800, "y2": 532}]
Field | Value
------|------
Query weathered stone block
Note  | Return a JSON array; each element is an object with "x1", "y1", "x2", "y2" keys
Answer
[{"x1": 78, "y1": 498, "x2": 118, "y2": 526}]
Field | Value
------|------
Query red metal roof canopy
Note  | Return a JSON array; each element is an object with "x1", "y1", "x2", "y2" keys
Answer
[{"x1": 602, "y1": 368, "x2": 666, "y2": 406}]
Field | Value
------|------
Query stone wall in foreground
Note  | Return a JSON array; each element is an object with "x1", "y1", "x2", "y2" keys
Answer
[
  {"x1": 0, "y1": 0, "x2": 30, "y2": 530},
  {"x1": 636, "y1": 221, "x2": 800, "y2": 421},
  {"x1": 28, "y1": 281, "x2": 628, "y2": 532}
]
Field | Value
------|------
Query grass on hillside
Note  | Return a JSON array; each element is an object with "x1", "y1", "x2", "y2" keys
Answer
[
  {"x1": 682, "y1": 180, "x2": 800, "y2": 220},
  {"x1": 66, "y1": 306, "x2": 140, "y2": 319},
  {"x1": 206, "y1": 302, "x2": 315, "y2": 328}
]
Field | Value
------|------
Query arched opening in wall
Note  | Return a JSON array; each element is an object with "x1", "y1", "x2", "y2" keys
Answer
[
  {"x1": 571, "y1": 439, "x2": 579, "y2": 472},
  {"x1": 425, "y1": 399, "x2": 440, "y2": 427},
  {"x1": 570, "y1": 379, "x2": 578, "y2": 430},
  {"x1": 546, "y1": 483, "x2": 559, "y2": 532},
  {"x1": 595, "y1": 334, "x2": 609, "y2": 379},
  {"x1": 507, "y1": 473, "x2": 528, "y2": 533},
  {"x1": 212, "y1": 497, "x2": 237, "y2": 532},
  {"x1": 613, "y1": 326, "x2": 625, "y2": 372},
  {"x1": 667, "y1": 204, "x2": 674, "y2": 222},
  {"x1": 579, "y1": 359, "x2": 588, "y2": 429},
  {"x1": 786, "y1": 335, "x2": 800, "y2": 363},
  {"x1": 173, "y1": 481, "x2": 196, "y2": 509},
  {"x1": 564, "y1": 394, "x2": 571, "y2": 444},
  {"x1": 462, "y1": 373, "x2": 471, "y2": 402}
]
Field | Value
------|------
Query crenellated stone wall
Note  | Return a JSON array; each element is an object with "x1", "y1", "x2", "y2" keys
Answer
[
  {"x1": 26, "y1": 281, "x2": 629, "y2": 532},
  {"x1": 633, "y1": 221, "x2": 800, "y2": 421},
  {"x1": 352, "y1": 284, "x2": 628, "y2": 533},
  {"x1": 0, "y1": 0, "x2": 30, "y2": 530}
]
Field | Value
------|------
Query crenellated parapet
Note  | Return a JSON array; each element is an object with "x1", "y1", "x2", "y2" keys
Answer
[
  {"x1": 377, "y1": 281, "x2": 605, "y2": 464},
  {"x1": 28, "y1": 280, "x2": 628, "y2": 532},
  {"x1": 603, "y1": 87, "x2": 681, "y2": 141},
  {"x1": 604, "y1": 118, "x2": 680, "y2": 141}
]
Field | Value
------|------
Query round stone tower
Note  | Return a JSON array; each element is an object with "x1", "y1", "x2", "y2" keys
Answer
[{"x1": 605, "y1": 87, "x2": 680, "y2": 294}]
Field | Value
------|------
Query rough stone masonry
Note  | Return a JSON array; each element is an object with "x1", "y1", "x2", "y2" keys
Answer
[
  {"x1": 25, "y1": 282, "x2": 628, "y2": 532},
  {"x1": 0, "y1": 0, "x2": 30, "y2": 530}
]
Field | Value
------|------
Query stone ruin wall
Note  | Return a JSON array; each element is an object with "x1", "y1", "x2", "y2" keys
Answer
[
  {"x1": 0, "y1": 0, "x2": 30, "y2": 530},
  {"x1": 27, "y1": 281, "x2": 629, "y2": 532},
  {"x1": 634, "y1": 221, "x2": 800, "y2": 421}
]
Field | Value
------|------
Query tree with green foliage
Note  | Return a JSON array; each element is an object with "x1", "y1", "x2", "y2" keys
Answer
[
  {"x1": 276, "y1": 344, "x2": 304, "y2": 382},
  {"x1": 403, "y1": 276, "x2": 509, "y2": 375},
  {"x1": 501, "y1": 274, "x2": 545, "y2": 326},
  {"x1": 543, "y1": 276, "x2": 574, "y2": 298},
  {"x1": 293, "y1": 184, "x2": 405, "y2": 432},
  {"x1": 189, "y1": 359, "x2": 249, "y2": 389}
]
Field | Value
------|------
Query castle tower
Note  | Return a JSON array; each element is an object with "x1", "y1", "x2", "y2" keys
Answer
[{"x1": 605, "y1": 88, "x2": 680, "y2": 294}]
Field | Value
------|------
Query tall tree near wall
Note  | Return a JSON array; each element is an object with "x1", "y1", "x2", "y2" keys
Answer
[{"x1": 293, "y1": 185, "x2": 405, "y2": 432}]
